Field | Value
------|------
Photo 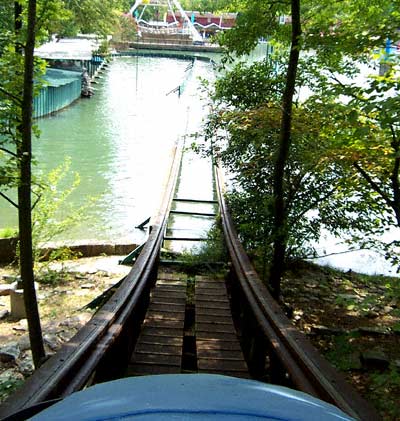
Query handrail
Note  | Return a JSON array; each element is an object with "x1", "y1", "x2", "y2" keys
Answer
[
  {"x1": 214, "y1": 164, "x2": 380, "y2": 421},
  {"x1": 0, "y1": 138, "x2": 184, "y2": 419}
]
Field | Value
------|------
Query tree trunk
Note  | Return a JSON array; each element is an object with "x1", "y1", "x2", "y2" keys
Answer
[
  {"x1": 14, "y1": 2, "x2": 22, "y2": 33},
  {"x1": 18, "y1": 0, "x2": 46, "y2": 369},
  {"x1": 269, "y1": 0, "x2": 301, "y2": 299}
]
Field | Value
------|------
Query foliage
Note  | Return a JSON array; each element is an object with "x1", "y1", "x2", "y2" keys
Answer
[
  {"x1": 180, "y1": 220, "x2": 227, "y2": 273},
  {"x1": 325, "y1": 333, "x2": 362, "y2": 371},
  {"x1": 180, "y1": 0, "x2": 234, "y2": 14},
  {"x1": 303, "y1": 52, "x2": 400, "y2": 267},
  {"x1": 202, "y1": 57, "x2": 383, "y2": 269},
  {"x1": 112, "y1": 13, "x2": 138, "y2": 42},
  {"x1": 369, "y1": 365, "x2": 400, "y2": 419},
  {"x1": 31, "y1": 158, "x2": 96, "y2": 264},
  {"x1": 35, "y1": 250, "x2": 78, "y2": 285},
  {"x1": 0, "y1": 227, "x2": 17, "y2": 238},
  {"x1": 200, "y1": 0, "x2": 400, "y2": 276},
  {"x1": 54, "y1": 0, "x2": 127, "y2": 37},
  {"x1": 217, "y1": 0, "x2": 290, "y2": 58}
]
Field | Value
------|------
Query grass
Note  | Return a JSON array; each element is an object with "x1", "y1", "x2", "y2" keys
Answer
[
  {"x1": 178, "y1": 220, "x2": 228, "y2": 274},
  {"x1": 325, "y1": 332, "x2": 363, "y2": 371}
]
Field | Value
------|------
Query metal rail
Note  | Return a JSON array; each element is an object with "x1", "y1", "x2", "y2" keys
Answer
[
  {"x1": 0, "y1": 138, "x2": 184, "y2": 420},
  {"x1": 214, "y1": 165, "x2": 380, "y2": 421}
]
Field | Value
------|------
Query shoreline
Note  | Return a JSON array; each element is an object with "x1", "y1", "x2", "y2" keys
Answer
[{"x1": 0, "y1": 237, "x2": 138, "y2": 264}]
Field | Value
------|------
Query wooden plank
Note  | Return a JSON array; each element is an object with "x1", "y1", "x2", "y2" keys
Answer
[
  {"x1": 195, "y1": 348, "x2": 246, "y2": 360},
  {"x1": 196, "y1": 282, "x2": 227, "y2": 290},
  {"x1": 196, "y1": 307, "x2": 233, "y2": 317},
  {"x1": 149, "y1": 303, "x2": 186, "y2": 313},
  {"x1": 164, "y1": 236, "x2": 208, "y2": 241},
  {"x1": 194, "y1": 289, "x2": 227, "y2": 297},
  {"x1": 196, "y1": 322, "x2": 237, "y2": 335},
  {"x1": 156, "y1": 280, "x2": 187, "y2": 287},
  {"x1": 128, "y1": 271, "x2": 187, "y2": 377},
  {"x1": 134, "y1": 343, "x2": 182, "y2": 355},
  {"x1": 198, "y1": 358, "x2": 248, "y2": 372},
  {"x1": 132, "y1": 353, "x2": 181, "y2": 366},
  {"x1": 196, "y1": 339, "x2": 242, "y2": 352},
  {"x1": 195, "y1": 299, "x2": 230, "y2": 310},
  {"x1": 196, "y1": 369, "x2": 249, "y2": 379},
  {"x1": 196, "y1": 279, "x2": 225, "y2": 286},
  {"x1": 127, "y1": 364, "x2": 181, "y2": 376},
  {"x1": 157, "y1": 273, "x2": 187, "y2": 281},
  {"x1": 196, "y1": 330, "x2": 239, "y2": 343},
  {"x1": 146, "y1": 311, "x2": 185, "y2": 322},
  {"x1": 140, "y1": 325, "x2": 183, "y2": 338},
  {"x1": 196, "y1": 314, "x2": 236, "y2": 325},
  {"x1": 195, "y1": 275, "x2": 248, "y2": 378},
  {"x1": 169, "y1": 210, "x2": 216, "y2": 217},
  {"x1": 153, "y1": 281, "x2": 186, "y2": 293},
  {"x1": 150, "y1": 296, "x2": 187, "y2": 306},
  {"x1": 143, "y1": 319, "x2": 184, "y2": 329},
  {"x1": 151, "y1": 290, "x2": 186, "y2": 300},
  {"x1": 138, "y1": 335, "x2": 183, "y2": 347}
]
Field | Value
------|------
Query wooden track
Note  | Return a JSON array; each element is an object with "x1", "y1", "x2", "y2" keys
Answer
[
  {"x1": 127, "y1": 273, "x2": 187, "y2": 375},
  {"x1": 127, "y1": 272, "x2": 249, "y2": 378},
  {"x1": 0, "y1": 145, "x2": 380, "y2": 420},
  {"x1": 195, "y1": 276, "x2": 248, "y2": 378}
]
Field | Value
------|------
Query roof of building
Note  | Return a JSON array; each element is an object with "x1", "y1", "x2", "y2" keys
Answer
[{"x1": 35, "y1": 37, "x2": 101, "y2": 60}]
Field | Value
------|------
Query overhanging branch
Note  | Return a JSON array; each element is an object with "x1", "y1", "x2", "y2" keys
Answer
[
  {"x1": 0, "y1": 191, "x2": 18, "y2": 208},
  {"x1": 0, "y1": 146, "x2": 18, "y2": 158},
  {"x1": 353, "y1": 161, "x2": 392, "y2": 208},
  {"x1": 0, "y1": 86, "x2": 22, "y2": 104}
]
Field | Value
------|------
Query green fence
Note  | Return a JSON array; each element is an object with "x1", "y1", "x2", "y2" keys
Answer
[{"x1": 34, "y1": 69, "x2": 82, "y2": 118}]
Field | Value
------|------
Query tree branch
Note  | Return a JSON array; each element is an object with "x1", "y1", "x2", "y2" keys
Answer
[
  {"x1": 307, "y1": 247, "x2": 387, "y2": 260},
  {"x1": 31, "y1": 191, "x2": 41, "y2": 210},
  {"x1": 0, "y1": 191, "x2": 19, "y2": 208},
  {"x1": 290, "y1": 185, "x2": 338, "y2": 225},
  {"x1": 0, "y1": 86, "x2": 22, "y2": 104},
  {"x1": 353, "y1": 161, "x2": 393, "y2": 208},
  {"x1": 0, "y1": 146, "x2": 18, "y2": 158}
]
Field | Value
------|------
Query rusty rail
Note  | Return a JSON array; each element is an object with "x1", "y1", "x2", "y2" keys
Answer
[
  {"x1": 0, "y1": 138, "x2": 184, "y2": 420},
  {"x1": 214, "y1": 165, "x2": 380, "y2": 421}
]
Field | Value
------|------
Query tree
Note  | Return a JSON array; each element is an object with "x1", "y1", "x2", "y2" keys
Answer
[
  {"x1": 215, "y1": 0, "x2": 302, "y2": 298},
  {"x1": 55, "y1": 0, "x2": 128, "y2": 37},
  {"x1": 18, "y1": 0, "x2": 46, "y2": 368},
  {"x1": 208, "y1": 0, "x2": 400, "y2": 293},
  {"x1": 203, "y1": 53, "x2": 382, "y2": 285},
  {"x1": 180, "y1": 0, "x2": 233, "y2": 13},
  {"x1": 269, "y1": 0, "x2": 301, "y2": 298}
]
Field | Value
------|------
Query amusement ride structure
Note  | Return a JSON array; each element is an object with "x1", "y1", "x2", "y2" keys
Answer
[{"x1": 129, "y1": 0, "x2": 203, "y2": 43}]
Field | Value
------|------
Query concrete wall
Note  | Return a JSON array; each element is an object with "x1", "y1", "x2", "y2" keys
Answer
[{"x1": 0, "y1": 238, "x2": 137, "y2": 264}]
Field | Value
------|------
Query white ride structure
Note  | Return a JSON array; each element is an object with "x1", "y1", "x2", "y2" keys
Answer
[{"x1": 129, "y1": 0, "x2": 203, "y2": 43}]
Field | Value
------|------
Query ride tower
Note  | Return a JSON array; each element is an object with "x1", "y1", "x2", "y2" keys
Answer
[{"x1": 129, "y1": 0, "x2": 203, "y2": 43}]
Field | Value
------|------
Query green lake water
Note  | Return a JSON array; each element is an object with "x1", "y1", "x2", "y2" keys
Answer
[{"x1": 0, "y1": 56, "x2": 215, "y2": 245}]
